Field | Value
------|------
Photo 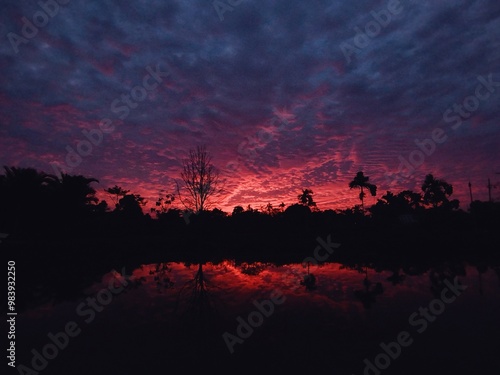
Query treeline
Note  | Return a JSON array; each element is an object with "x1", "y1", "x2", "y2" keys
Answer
[{"x1": 0, "y1": 166, "x2": 499, "y2": 258}]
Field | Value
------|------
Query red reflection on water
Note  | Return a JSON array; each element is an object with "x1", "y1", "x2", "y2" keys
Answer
[{"x1": 124, "y1": 261, "x2": 450, "y2": 320}]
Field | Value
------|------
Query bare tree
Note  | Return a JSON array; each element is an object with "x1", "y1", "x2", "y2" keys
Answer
[{"x1": 177, "y1": 145, "x2": 223, "y2": 212}]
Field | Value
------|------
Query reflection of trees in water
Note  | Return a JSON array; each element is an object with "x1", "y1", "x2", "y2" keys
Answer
[
  {"x1": 476, "y1": 263, "x2": 488, "y2": 296},
  {"x1": 279, "y1": 262, "x2": 318, "y2": 291},
  {"x1": 236, "y1": 260, "x2": 321, "y2": 291},
  {"x1": 148, "y1": 263, "x2": 174, "y2": 293},
  {"x1": 401, "y1": 264, "x2": 428, "y2": 276},
  {"x1": 352, "y1": 266, "x2": 384, "y2": 309},
  {"x1": 429, "y1": 261, "x2": 466, "y2": 298},
  {"x1": 386, "y1": 269, "x2": 406, "y2": 286},
  {"x1": 494, "y1": 266, "x2": 500, "y2": 287},
  {"x1": 171, "y1": 263, "x2": 226, "y2": 362},
  {"x1": 340, "y1": 263, "x2": 365, "y2": 274},
  {"x1": 300, "y1": 261, "x2": 317, "y2": 291},
  {"x1": 300, "y1": 273, "x2": 316, "y2": 290},
  {"x1": 236, "y1": 261, "x2": 271, "y2": 276},
  {"x1": 174, "y1": 263, "x2": 219, "y2": 333},
  {"x1": 33, "y1": 266, "x2": 144, "y2": 308}
]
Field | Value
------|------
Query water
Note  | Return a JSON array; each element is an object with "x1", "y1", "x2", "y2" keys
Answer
[{"x1": 13, "y1": 260, "x2": 500, "y2": 374}]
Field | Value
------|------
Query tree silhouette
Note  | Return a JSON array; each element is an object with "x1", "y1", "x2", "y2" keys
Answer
[
  {"x1": 298, "y1": 189, "x2": 316, "y2": 207},
  {"x1": 353, "y1": 266, "x2": 384, "y2": 309},
  {"x1": 178, "y1": 145, "x2": 222, "y2": 213},
  {"x1": 263, "y1": 202, "x2": 274, "y2": 215},
  {"x1": 175, "y1": 263, "x2": 217, "y2": 332},
  {"x1": 398, "y1": 190, "x2": 423, "y2": 209},
  {"x1": 421, "y1": 174, "x2": 458, "y2": 209},
  {"x1": 279, "y1": 202, "x2": 286, "y2": 212},
  {"x1": 153, "y1": 191, "x2": 175, "y2": 216},
  {"x1": 0, "y1": 166, "x2": 57, "y2": 230},
  {"x1": 2, "y1": 166, "x2": 56, "y2": 191},
  {"x1": 105, "y1": 185, "x2": 130, "y2": 207},
  {"x1": 349, "y1": 171, "x2": 377, "y2": 212},
  {"x1": 232, "y1": 205, "x2": 244, "y2": 215},
  {"x1": 0, "y1": 166, "x2": 105, "y2": 233},
  {"x1": 116, "y1": 194, "x2": 146, "y2": 218},
  {"x1": 300, "y1": 261, "x2": 317, "y2": 291},
  {"x1": 370, "y1": 190, "x2": 422, "y2": 219},
  {"x1": 53, "y1": 174, "x2": 99, "y2": 213}
]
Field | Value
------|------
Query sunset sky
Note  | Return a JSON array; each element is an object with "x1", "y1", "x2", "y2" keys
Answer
[{"x1": 1, "y1": 0, "x2": 500, "y2": 212}]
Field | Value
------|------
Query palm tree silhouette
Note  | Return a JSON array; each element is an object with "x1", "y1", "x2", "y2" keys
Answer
[
  {"x1": 2, "y1": 166, "x2": 56, "y2": 189},
  {"x1": 53, "y1": 174, "x2": 99, "y2": 213},
  {"x1": 421, "y1": 174, "x2": 457, "y2": 208},
  {"x1": 0, "y1": 166, "x2": 57, "y2": 231},
  {"x1": 349, "y1": 171, "x2": 377, "y2": 212},
  {"x1": 353, "y1": 266, "x2": 384, "y2": 309},
  {"x1": 298, "y1": 189, "x2": 316, "y2": 207},
  {"x1": 300, "y1": 261, "x2": 317, "y2": 290},
  {"x1": 386, "y1": 270, "x2": 406, "y2": 285},
  {"x1": 279, "y1": 202, "x2": 286, "y2": 212}
]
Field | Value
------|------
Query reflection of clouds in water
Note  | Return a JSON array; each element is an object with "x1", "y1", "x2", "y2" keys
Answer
[
  {"x1": 122, "y1": 262, "x2": 500, "y2": 318},
  {"x1": 238, "y1": 262, "x2": 271, "y2": 276}
]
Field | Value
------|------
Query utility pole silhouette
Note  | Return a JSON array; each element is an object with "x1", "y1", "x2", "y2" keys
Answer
[
  {"x1": 468, "y1": 180, "x2": 473, "y2": 205},
  {"x1": 488, "y1": 178, "x2": 492, "y2": 202},
  {"x1": 488, "y1": 175, "x2": 499, "y2": 202}
]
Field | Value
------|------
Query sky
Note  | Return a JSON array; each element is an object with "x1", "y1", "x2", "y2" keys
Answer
[{"x1": 1, "y1": 0, "x2": 500, "y2": 213}]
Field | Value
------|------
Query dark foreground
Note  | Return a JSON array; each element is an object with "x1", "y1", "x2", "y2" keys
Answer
[{"x1": 3, "y1": 237, "x2": 500, "y2": 375}]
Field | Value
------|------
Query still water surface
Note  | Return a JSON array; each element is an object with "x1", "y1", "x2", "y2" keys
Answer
[{"x1": 16, "y1": 261, "x2": 500, "y2": 374}]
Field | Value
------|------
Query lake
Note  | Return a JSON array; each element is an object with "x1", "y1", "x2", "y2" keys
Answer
[{"x1": 13, "y1": 260, "x2": 500, "y2": 374}]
